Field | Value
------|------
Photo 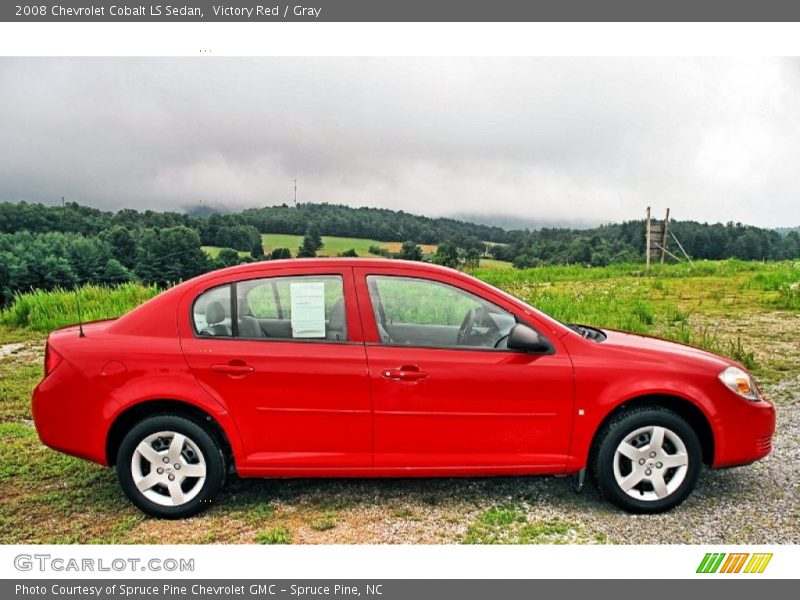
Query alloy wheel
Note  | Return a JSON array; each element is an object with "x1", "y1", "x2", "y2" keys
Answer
[
  {"x1": 130, "y1": 430, "x2": 207, "y2": 507},
  {"x1": 612, "y1": 425, "x2": 689, "y2": 501}
]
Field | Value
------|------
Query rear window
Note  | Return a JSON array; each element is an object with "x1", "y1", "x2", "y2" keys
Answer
[
  {"x1": 192, "y1": 275, "x2": 347, "y2": 342},
  {"x1": 193, "y1": 284, "x2": 233, "y2": 337}
]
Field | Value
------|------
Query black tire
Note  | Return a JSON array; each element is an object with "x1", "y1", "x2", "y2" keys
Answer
[
  {"x1": 116, "y1": 414, "x2": 226, "y2": 519},
  {"x1": 591, "y1": 406, "x2": 702, "y2": 514}
]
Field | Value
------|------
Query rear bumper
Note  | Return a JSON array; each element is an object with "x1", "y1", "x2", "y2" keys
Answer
[
  {"x1": 32, "y1": 359, "x2": 109, "y2": 466},
  {"x1": 712, "y1": 396, "x2": 776, "y2": 468}
]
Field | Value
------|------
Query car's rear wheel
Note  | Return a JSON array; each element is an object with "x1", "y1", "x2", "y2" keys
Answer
[
  {"x1": 592, "y1": 406, "x2": 702, "y2": 513},
  {"x1": 117, "y1": 414, "x2": 225, "y2": 519}
]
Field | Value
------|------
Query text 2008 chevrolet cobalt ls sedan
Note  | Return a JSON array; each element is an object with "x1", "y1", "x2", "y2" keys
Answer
[{"x1": 32, "y1": 259, "x2": 775, "y2": 518}]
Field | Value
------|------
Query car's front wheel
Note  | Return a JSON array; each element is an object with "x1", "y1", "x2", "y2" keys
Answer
[
  {"x1": 117, "y1": 414, "x2": 226, "y2": 519},
  {"x1": 592, "y1": 406, "x2": 702, "y2": 513}
]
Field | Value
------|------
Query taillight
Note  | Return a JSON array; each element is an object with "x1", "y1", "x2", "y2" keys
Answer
[{"x1": 44, "y1": 342, "x2": 63, "y2": 376}]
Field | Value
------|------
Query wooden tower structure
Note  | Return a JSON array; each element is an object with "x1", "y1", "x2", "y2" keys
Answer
[{"x1": 645, "y1": 207, "x2": 671, "y2": 269}]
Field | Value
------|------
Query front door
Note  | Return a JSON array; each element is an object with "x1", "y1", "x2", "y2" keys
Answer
[
  {"x1": 180, "y1": 269, "x2": 371, "y2": 469},
  {"x1": 356, "y1": 271, "x2": 574, "y2": 471}
]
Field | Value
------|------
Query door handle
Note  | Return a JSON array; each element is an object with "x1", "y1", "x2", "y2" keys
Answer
[
  {"x1": 381, "y1": 365, "x2": 428, "y2": 381},
  {"x1": 210, "y1": 361, "x2": 255, "y2": 377}
]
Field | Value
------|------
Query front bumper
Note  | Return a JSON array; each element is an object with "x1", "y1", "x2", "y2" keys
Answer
[{"x1": 712, "y1": 396, "x2": 776, "y2": 468}]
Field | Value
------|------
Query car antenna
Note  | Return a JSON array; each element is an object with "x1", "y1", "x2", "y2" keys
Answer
[
  {"x1": 75, "y1": 288, "x2": 85, "y2": 338},
  {"x1": 63, "y1": 195, "x2": 85, "y2": 338}
]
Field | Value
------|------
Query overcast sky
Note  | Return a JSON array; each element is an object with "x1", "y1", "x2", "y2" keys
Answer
[{"x1": 1, "y1": 57, "x2": 799, "y2": 228}]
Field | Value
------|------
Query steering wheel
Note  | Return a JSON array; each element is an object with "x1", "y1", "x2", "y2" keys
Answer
[{"x1": 456, "y1": 307, "x2": 481, "y2": 345}]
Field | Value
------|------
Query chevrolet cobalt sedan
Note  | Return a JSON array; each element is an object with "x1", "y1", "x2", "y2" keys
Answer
[{"x1": 32, "y1": 259, "x2": 775, "y2": 518}]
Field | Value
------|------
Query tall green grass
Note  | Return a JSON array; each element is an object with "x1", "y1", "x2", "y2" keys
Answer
[
  {"x1": 471, "y1": 259, "x2": 798, "y2": 286},
  {"x1": 0, "y1": 283, "x2": 160, "y2": 332},
  {"x1": 742, "y1": 261, "x2": 800, "y2": 309},
  {"x1": 2, "y1": 260, "x2": 796, "y2": 366},
  {"x1": 775, "y1": 282, "x2": 800, "y2": 310},
  {"x1": 469, "y1": 259, "x2": 800, "y2": 369}
]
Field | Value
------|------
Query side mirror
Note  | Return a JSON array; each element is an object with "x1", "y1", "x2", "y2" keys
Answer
[{"x1": 507, "y1": 324, "x2": 554, "y2": 354}]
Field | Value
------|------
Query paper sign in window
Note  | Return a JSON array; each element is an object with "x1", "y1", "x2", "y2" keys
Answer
[{"x1": 290, "y1": 282, "x2": 326, "y2": 338}]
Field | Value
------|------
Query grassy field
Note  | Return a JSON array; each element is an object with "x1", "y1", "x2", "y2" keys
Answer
[
  {"x1": 0, "y1": 283, "x2": 160, "y2": 332},
  {"x1": 0, "y1": 259, "x2": 798, "y2": 543},
  {"x1": 477, "y1": 258, "x2": 514, "y2": 270},
  {"x1": 472, "y1": 260, "x2": 800, "y2": 376},
  {"x1": 204, "y1": 233, "x2": 438, "y2": 259}
]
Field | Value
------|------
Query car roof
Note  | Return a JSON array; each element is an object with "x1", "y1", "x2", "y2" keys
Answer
[{"x1": 191, "y1": 258, "x2": 463, "y2": 282}]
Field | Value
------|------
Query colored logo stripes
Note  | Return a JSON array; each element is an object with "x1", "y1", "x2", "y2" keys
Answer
[{"x1": 697, "y1": 552, "x2": 772, "y2": 574}]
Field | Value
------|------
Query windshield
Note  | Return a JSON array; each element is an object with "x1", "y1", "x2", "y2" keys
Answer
[{"x1": 460, "y1": 271, "x2": 606, "y2": 342}]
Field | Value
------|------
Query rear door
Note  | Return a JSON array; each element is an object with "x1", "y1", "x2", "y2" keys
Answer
[
  {"x1": 179, "y1": 266, "x2": 371, "y2": 469},
  {"x1": 354, "y1": 267, "x2": 574, "y2": 471}
]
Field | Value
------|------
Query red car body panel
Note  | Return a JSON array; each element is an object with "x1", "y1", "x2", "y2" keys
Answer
[
  {"x1": 352, "y1": 266, "x2": 575, "y2": 472},
  {"x1": 178, "y1": 266, "x2": 371, "y2": 471},
  {"x1": 31, "y1": 259, "x2": 775, "y2": 478}
]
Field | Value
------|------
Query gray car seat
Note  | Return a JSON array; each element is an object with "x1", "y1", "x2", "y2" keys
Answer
[
  {"x1": 325, "y1": 299, "x2": 347, "y2": 341},
  {"x1": 203, "y1": 300, "x2": 231, "y2": 336},
  {"x1": 237, "y1": 296, "x2": 265, "y2": 338}
]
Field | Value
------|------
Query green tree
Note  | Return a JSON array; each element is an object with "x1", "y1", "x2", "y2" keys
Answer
[
  {"x1": 135, "y1": 226, "x2": 209, "y2": 286},
  {"x1": 216, "y1": 248, "x2": 240, "y2": 268},
  {"x1": 297, "y1": 227, "x2": 319, "y2": 258},
  {"x1": 8, "y1": 257, "x2": 34, "y2": 291},
  {"x1": 512, "y1": 254, "x2": 539, "y2": 269},
  {"x1": 782, "y1": 231, "x2": 800, "y2": 258},
  {"x1": 215, "y1": 225, "x2": 261, "y2": 251},
  {"x1": 133, "y1": 229, "x2": 162, "y2": 284},
  {"x1": 399, "y1": 240, "x2": 423, "y2": 261},
  {"x1": 0, "y1": 251, "x2": 14, "y2": 303},
  {"x1": 269, "y1": 247, "x2": 292, "y2": 260},
  {"x1": 297, "y1": 237, "x2": 317, "y2": 258},
  {"x1": 102, "y1": 258, "x2": 134, "y2": 284},
  {"x1": 159, "y1": 226, "x2": 209, "y2": 281},
  {"x1": 339, "y1": 248, "x2": 358, "y2": 257},
  {"x1": 103, "y1": 225, "x2": 136, "y2": 269},
  {"x1": 433, "y1": 241, "x2": 460, "y2": 269},
  {"x1": 250, "y1": 241, "x2": 265, "y2": 259},
  {"x1": 489, "y1": 245, "x2": 510, "y2": 261},
  {"x1": 67, "y1": 236, "x2": 110, "y2": 284},
  {"x1": 40, "y1": 255, "x2": 78, "y2": 288},
  {"x1": 368, "y1": 244, "x2": 390, "y2": 257},
  {"x1": 566, "y1": 238, "x2": 592, "y2": 265},
  {"x1": 464, "y1": 247, "x2": 481, "y2": 268},
  {"x1": 306, "y1": 223, "x2": 323, "y2": 250}
]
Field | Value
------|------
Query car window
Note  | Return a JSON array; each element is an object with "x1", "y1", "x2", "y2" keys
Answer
[
  {"x1": 236, "y1": 275, "x2": 347, "y2": 341},
  {"x1": 193, "y1": 284, "x2": 233, "y2": 337},
  {"x1": 366, "y1": 275, "x2": 516, "y2": 350}
]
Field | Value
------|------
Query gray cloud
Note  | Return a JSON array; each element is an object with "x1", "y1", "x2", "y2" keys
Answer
[{"x1": 1, "y1": 57, "x2": 799, "y2": 227}]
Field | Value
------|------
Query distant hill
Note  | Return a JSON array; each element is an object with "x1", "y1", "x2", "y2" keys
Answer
[
  {"x1": 450, "y1": 213, "x2": 602, "y2": 231},
  {"x1": 774, "y1": 226, "x2": 800, "y2": 236},
  {"x1": 0, "y1": 200, "x2": 512, "y2": 244},
  {"x1": 183, "y1": 204, "x2": 229, "y2": 218},
  {"x1": 1, "y1": 200, "x2": 798, "y2": 273}
]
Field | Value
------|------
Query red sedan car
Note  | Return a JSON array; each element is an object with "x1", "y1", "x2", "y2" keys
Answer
[{"x1": 32, "y1": 259, "x2": 775, "y2": 518}]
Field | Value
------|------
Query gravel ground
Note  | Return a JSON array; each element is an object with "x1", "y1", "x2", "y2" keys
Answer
[{"x1": 0, "y1": 342, "x2": 25, "y2": 359}]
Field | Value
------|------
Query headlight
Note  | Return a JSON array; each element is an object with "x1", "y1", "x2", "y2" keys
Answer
[{"x1": 718, "y1": 366, "x2": 760, "y2": 401}]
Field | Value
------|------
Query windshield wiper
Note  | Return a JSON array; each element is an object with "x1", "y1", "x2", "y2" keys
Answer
[
  {"x1": 567, "y1": 323, "x2": 607, "y2": 342},
  {"x1": 567, "y1": 323, "x2": 590, "y2": 337}
]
